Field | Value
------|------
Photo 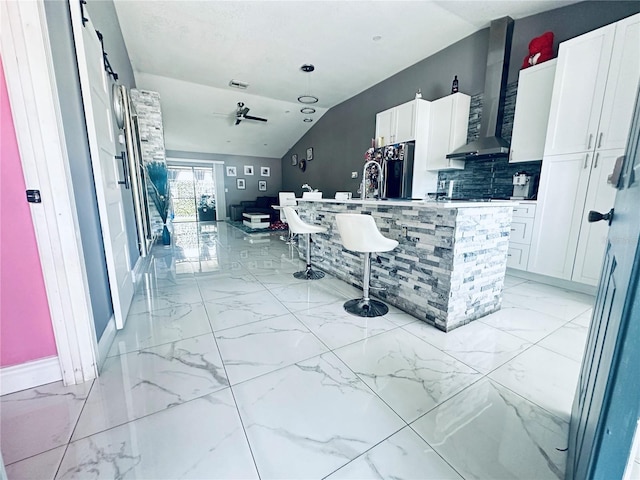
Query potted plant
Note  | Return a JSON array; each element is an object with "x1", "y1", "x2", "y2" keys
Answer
[
  {"x1": 197, "y1": 194, "x2": 216, "y2": 222},
  {"x1": 146, "y1": 161, "x2": 171, "y2": 245}
]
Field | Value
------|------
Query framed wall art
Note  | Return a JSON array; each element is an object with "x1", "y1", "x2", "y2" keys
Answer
[
  {"x1": 291, "y1": 154, "x2": 298, "y2": 166},
  {"x1": 260, "y1": 166, "x2": 270, "y2": 177},
  {"x1": 258, "y1": 180, "x2": 267, "y2": 191},
  {"x1": 306, "y1": 147, "x2": 314, "y2": 161},
  {"x1": 236, "y1": 178, "x2": 246, "y2": 190},
  {"x1": 244, "y1": 165, "x2": 254, "y2": 175},
  {"x1": 226, "y1": 166, "x2": 237, "y2": 177}
]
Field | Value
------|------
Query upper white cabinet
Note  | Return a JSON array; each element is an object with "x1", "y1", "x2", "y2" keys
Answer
[
  {"x1": 509, "y1": 59, "x2": 557, "y2": 163},
  {"x1": 544, "y1": 14, "x2": 639, "y2": 156},
  {"x1": 424, "y1": 93, "x2": 470, "y2": 171},
  {"x1": 375, "y1": 99, "x2": 427, "y2": 146}
]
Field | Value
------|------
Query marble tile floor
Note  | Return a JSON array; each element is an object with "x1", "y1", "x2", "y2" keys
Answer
[{"x1": 2, "y1": 221, "x2": 637, "y2": 479}]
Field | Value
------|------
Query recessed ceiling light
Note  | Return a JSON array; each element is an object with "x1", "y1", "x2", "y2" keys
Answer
[
  {"x1": 303, "y1": 118, "x2": 313, "y2": 123},
  {"x1": 298, "y1": 95, "x2": 319, "y2": 104},
  {"x1": 263, "y1": 143, "x2": 267, "y2": 146},
  {"x1": 300, "y1": 64, "x2": 315, "y2": 72},
  {"x1": 300, "y1": 107, "x2": 316, "y2": 114},
  {"x1": 226, "y1": 140, "x2": 231, "y2": 143},
  {"x1": 372, "y1": 35, "x2": 382, "y2": 41},
  {"x1": 285, "y1": 110, "x2": 290, "y2": 114}
]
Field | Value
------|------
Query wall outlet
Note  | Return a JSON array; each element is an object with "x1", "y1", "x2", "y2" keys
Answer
[
  {"x1": 401, "y1": 226, "x2": 408, "y2": 237},
  {"x1": 351, "y1": 171, "x2": 358, "y2": 179},
  {"x1": 439, "y1": 180, "x2": 446, "y2": 190}
]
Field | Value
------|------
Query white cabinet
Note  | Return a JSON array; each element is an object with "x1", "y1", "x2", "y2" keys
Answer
[
  {"x1": 509, "y1": 59, "x2": 557, "y2": 163},
  {"x1": 529, "y1": 153, "x2": 592, "y2": 279},
  {"x1": 544, "y1": 14, "x2": 639, "y2": 157},
  {"x1": 375, "y1": 99, "x2": 427, "y2": 146},
  {"x1": 424, "y1": 93, "x2": 470, "y2": 171},
  {"x1": 507, "y1": 203, "x2": 536, "y2": 270},
  {"x1": 530, "y1": 14, "x2": 639, "y2": 286},
  {"x1": 572, "y1": 149, "x2": 622, "y2": 285}
]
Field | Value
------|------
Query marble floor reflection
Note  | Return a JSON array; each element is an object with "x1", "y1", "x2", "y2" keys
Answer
[{"x1": 2, "y1": 221, "x2": 626, "y2": 479}]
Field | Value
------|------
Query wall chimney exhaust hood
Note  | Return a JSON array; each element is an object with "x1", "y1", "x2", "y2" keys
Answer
[{"x1": 447, "y1": 16, "x2": 514, "y2": 160}]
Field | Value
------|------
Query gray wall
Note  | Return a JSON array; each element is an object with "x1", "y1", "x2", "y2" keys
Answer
[
  {"x1": 166, "y1": 150, "x2": 282, "y2": 216},
  {"x1": 282, "y1": 1, "x2": 640, "y2": 197},
  {"x1": 44, "y1": 0, "x2": 137, "y2": 340}
]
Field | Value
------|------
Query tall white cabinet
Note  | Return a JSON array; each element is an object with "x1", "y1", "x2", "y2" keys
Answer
[{"x1": 529, "y1": 13, "x2": 639, "y2": 286}]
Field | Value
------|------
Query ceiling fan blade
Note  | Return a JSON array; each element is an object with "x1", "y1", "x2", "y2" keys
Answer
[
  {"x1": 234, "y1": 118, "x2": 242, "y2": 126},
  {"x1": 243, "y1": 115, "x2": 268, "y2": 123}
]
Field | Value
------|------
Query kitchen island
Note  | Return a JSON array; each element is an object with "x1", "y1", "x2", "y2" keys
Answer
[{"x1": 296, "y1": 198, "x2": 515, "y2": 332}]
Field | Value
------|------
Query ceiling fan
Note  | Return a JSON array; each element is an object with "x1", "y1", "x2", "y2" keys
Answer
[{"x1": 235, "y1": 102, "x2": 268, "y2": 125}]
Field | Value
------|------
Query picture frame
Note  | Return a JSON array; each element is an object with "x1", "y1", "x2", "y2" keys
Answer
[
  {"x1": 306, "y1": 147, "x2": 314, "y2": 161},
  {"x1": 258, "y1": 180, "x2": 267, "y2": 191},
  {"x1": 260, "y1": 166, "x2": 270, "y2": 177},
  {"x1": 226, "y1": 166, "x2": 237, "y2": 177},
  {"x1": 291, "y1": 154, "x2": 298, "y2": 166},
  {"x1": 236, "y1": 178, "x2": 245, "y2": 190},
  {"x1": 244, "y1": 165, "x2": 254, "y2": 175}
]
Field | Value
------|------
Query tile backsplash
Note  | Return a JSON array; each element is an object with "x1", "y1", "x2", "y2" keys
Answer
[{"x1": 437, "y1": 81, "x2": 543, "y2": 199}]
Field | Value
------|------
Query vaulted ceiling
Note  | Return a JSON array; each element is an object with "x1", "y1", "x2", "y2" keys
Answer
[{"x1": 114, "y1": 1, "x2": 576, "y2": 159}]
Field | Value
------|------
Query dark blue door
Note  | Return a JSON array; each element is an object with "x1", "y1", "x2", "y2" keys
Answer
[{"x1": 566, "y1": 88, "x2": 640, "y2": 479}]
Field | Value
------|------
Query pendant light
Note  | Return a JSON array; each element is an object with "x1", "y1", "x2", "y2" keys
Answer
[{"x1": 298, "y1": 64, "x2": 318, "y2": 104}]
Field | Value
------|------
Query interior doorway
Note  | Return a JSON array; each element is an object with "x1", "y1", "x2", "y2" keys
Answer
[{"x1": 168, "y1": 165, "x2": 217, "y2": 223}]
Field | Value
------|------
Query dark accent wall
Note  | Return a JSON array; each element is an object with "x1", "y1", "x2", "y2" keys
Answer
[
  {"x1": 44, "y1": 0, "x2": 137, "y2": 340},
  {"x1": 282, "y1": 1, "x2": 640, "y2": 198},
  {"x1": 166, "y1": 150, "x2": 282, "y2": 216}
]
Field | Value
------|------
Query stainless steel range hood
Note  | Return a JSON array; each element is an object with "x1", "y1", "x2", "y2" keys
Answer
[{"x1": 447, "y1": 16, "x2": 514, "y2": 160}]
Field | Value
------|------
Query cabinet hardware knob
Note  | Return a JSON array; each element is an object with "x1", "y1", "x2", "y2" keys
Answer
[
  {"x1": 588, "y1": 208, "x2": 614, "y2": 226},
  {"x1": 597, "y1": 132, "x2": 604, "y2": 148}
]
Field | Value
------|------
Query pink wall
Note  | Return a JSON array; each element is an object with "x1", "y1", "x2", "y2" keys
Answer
[{"x1": 0, "y1": 57, "x2": 57, "y2": 367}]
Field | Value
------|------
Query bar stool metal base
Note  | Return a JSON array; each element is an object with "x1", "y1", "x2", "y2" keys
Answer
[
  {"x1": 343, "y1": 298, "x2": 389, "y2": 317},
  {"x1": 293, "y1": 265, "x2": 325, "y2": 280}
]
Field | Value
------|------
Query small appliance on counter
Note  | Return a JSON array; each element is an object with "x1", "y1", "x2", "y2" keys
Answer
[{"x1": 511, "y1": 172, "x2": 534, "y2": 199}]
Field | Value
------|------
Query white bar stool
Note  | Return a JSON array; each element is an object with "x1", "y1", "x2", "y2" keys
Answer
[
  {"x1": 335, "y1": 213, "x2": 399, "y2": 317},
  {"x1": 283, "y1": 206, "x2": 327, "y2": 280}
]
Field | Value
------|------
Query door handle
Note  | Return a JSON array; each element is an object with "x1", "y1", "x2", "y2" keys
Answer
[
  {"x1": 587, "y1": 133, "x2": 593, "y2": 150},
  {"x1": 594, "y1": 152, "x2": 600, "y2": 169},
  {"x1": 115, "y1": 151, "x2": 130, "y2": 189},
  {"x1": 584, "y1": 153, "x2": 590, "y2": 169},
  {"x1": 597, "y1": 132, "x2": 604, "y2": 148},
  {"x1": 588, "y1": 208, "x2": 614, "y2": 226}
]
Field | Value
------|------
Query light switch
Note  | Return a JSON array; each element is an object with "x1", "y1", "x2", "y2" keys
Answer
[{"x1": 351, "y1": 172, "x2": 358, "y2": 178}]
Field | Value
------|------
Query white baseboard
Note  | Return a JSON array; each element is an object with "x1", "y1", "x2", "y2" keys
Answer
[
  {"x1": 97, "y1": 314, "x2": 116, "y2": 372},
  {"x1": 0, "y1": 356, "x2": 62, "y2": 395},
  {"x1": 506, "y1": 268, "x2": 598, "y2": 296},
  {"x1": 132, "y1": 253, "x2": 151, "y2": 287}
]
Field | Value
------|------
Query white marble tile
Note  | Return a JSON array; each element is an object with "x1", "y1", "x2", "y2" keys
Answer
[
  {"x1": 489, "y1": 344, "x2": 581, "y2": 421},
  {"x1": 412, "y1": 378, "x2": 568, "y2": 480},
  {"x1": 538, "y1": 320, "x2": 589, "y2": 362},
  {"x1": 630, "y1": 460, "x2": 640, "y2": 480},
  {"x1": 403, "y1": 320, "x2": 531, "y2": 374},
  {"x1": 383, "y1": 305, "x2": 420, "y2": 327},
  {"x1": 479, "y1": 305, "x2": 567, "y2": 343},
  {"x1": 572, "y1": 309, "x2": 593, "y2": 328},
  {"x1": 128, "y1": 283, "x2": 204, "y2": 315},
  {"x1": 294, "y1": 300, "x2": 399, "y2": 350},
  {"x1": 197, "y1": 271, "x2": 266, "y2": 301},
  {"x1": 4, "y1": 446, "x2": 65, "y2": 480},
  {"x1": 503, "y1": 274, "x2": 528, "y2": 289},
  {"x1": 57, "y1": 389, "x2": 258, "y2": 479},
  {"x1": 108, "y1": 303, "x2": 212, "y2": 357},
  {"x1": 215, "y1": 314, "x2": 328, "y2": 385},
  {"x1": 73, "y1": 334, "x2": 228, "y2": 440},
  {"x1": 205, "y1": 290, "x2": 290, "y2": 332},
  {"x1": 254, "y1": 271, "x2": 307, "y2": 288},
  {"x1": 503, "y1": 282, "x2": 594, "y2": 322},
  {"x1": 335, "y1": 329, "x2": 481, "y2": 422},
  {"x1": 326, "y1": 426, "x2": 462, "y2": 479},
  {"x1": 268, "y1": 281, "x2": 348, "y2": 312},
  {"x1": 0, "y1": 381, "x2": 91, "y2": 464},
  {"x1": 233, "y1": 352, "x2": 405, "y2": 479}
]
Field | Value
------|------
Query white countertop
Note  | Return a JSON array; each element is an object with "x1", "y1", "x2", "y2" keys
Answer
[{"x1": 296, "y1": 198, "x2": 520, "y2": 208}]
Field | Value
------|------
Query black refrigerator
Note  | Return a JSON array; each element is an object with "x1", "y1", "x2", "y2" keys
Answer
[{"x1": 375, "y1": 142, "x2": 415, "y2": 199}]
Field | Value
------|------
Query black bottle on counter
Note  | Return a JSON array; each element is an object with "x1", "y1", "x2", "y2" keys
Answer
[{"x1": 451, "y1": 75, "x2": 459, "y2": 94}]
